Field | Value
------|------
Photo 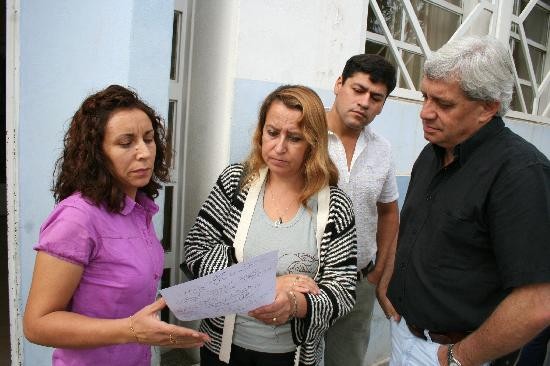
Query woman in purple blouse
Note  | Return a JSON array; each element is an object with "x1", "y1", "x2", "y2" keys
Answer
[{"x1": 23, "y1": 85, "x2": 209, "y2": 366}]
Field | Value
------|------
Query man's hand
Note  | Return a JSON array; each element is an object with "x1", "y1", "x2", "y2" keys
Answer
[{"x1": 376, "y1": 273, "x2": 400, "y2": 321}]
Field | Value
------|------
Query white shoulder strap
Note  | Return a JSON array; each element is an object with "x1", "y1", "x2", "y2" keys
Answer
[{"x1": 219, "y1": 167, "x2": 268, "y2": 363}]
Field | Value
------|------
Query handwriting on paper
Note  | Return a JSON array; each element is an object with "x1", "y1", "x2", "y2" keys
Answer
[{"x1": 160, "y1": 250, "x2": 277, "y2": 321}]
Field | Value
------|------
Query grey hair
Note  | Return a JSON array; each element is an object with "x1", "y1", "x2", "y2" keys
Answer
[{"x1": 424, "y1": 35, "x2": 514, "y2": 116}]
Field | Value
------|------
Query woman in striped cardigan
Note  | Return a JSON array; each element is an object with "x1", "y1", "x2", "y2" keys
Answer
[{"x1": 184, "y1": 85, "x2": 357, "y2": 366}]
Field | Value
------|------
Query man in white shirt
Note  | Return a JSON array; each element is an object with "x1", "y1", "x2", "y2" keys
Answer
[{"x1": 324, "y1": 54, "x2": 400, "y2": 366}]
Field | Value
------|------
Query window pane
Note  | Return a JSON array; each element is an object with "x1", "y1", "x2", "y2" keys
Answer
[
  {"x1": 170, "y1": 11, "x2": 182, "y2": 80},
  {"x1": 510, "y1": 88, "x2": 521, "y2": 112},
  {"x1": 511, "y1": 41, "x2": 546, "y2": 85},
  {"x1": 161, "y1": 186, "x2": 174, "y2": 252},
  {"x1": 400, "y1": 50, "x2": 425, "y2": 90},
  {"x1": 409, "y1": 0, "x2": 461, "y2": 50},
  {"x1": 529, "y1": 45, "x2": 545, "y2": 84},
  {"x1": 521, "y1": 84, "x2": 534, "y2": 113},
  {"x1": 365, "y1": 41, "x2": 424, "y2": 90},
  {"x1": 367, "y1": 0, "x2": 403, "y2": 39},
  {"x1": 161, "y1": 268, "x2": 171, "y2": 322},
  {"x1": 365, "y1": 40, "x2": 397, "y2": 65},
  {"x1": 166, "y1": 100, "x2": 176, "y2": 168},
  {"x1": 510, "y1": 38, "x2": 530, "y2": 80},
  {"x1": 364, "y1": 41, "x2": 401, "y2": 84},
  {"x1": 524, "y1": 5, "x2": 549, "y2": 46},
  {"x1": 511, "y1": 84, "x2": 534, "y2": 113}
]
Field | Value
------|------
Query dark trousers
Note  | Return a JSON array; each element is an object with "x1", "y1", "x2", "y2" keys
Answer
[{"x1": 200, "y1": 344, "x2": 295, "y2": 366}]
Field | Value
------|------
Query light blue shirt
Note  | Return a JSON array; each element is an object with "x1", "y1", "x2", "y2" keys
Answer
[{"x1": 233, "y1": 183, "x2": 318, "y2": 353}]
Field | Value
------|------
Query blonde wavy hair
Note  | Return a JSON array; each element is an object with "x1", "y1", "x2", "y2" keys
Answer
[{"x1": 242, "y1": 85, "x2": 338, "y2": 206}]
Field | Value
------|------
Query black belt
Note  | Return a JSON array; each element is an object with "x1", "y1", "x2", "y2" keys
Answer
[
  {"x1": 357, "y1": 261, "x2": 375, "y2": 281},
  {"x1": 406, "y1": 322, "x2": 521, "y2": 365},
  {"x1": 407, "y1": 322, "x2": 470, "y2": 344}
]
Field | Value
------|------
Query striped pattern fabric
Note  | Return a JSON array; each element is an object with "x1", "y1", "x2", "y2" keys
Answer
[{"x1": 184, "y1": 164, "x2": 357, "y2": 366}]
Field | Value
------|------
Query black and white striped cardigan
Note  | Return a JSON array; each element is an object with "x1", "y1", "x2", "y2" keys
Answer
[{"x1": 184, "y1": 164, "x2": 357, "y2": 366}]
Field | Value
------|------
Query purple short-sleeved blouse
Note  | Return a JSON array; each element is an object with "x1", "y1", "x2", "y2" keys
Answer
[{"x1": 34, "y1": 192, "x2": 164, "y2": 366}]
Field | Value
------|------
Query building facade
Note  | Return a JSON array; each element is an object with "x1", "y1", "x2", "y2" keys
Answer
[{"x1": 5, "y1": 0, "x2": 549, "y2": 365}]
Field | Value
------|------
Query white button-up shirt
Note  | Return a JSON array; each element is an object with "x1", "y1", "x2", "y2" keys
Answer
[{"x1": 328, "y1": 126, "x2": 399, "y2": 269}]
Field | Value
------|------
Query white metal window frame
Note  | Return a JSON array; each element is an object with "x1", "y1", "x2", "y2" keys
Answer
[
  {"x1": 166, "y1": 0, "x2": 194, "y2": 300},
  {"x1": 6, "y1": 0, "x2": 23, "y2": 364},
  {"x1": 509, "y1": 0, "x2": 550, "y2": 116},
  {"x1": 365, "y1": 0, "x2": 550, "y2": 123}
]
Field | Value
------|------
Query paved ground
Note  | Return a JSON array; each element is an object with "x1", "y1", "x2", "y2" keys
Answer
[
  {"x1": 161, "y1": 349, "x2": 197, "y2": 366},
  {"x1": 160, "y1": 349, "x2": 390, "y2": 366}
]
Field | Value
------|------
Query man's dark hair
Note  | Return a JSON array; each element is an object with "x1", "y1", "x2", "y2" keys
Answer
[
  {"x1": 341, "y1": 54, "x2": 397, "y2": 96},
  {"x1": 53, "y1": 84, "x2": 170, "y2": 212}
]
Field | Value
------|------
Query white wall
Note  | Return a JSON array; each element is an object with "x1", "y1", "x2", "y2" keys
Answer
[
  {"x1": 236, "y1": 0, "x2": 368, "y2": 90},
  {"x1": 18, "y1": 1, "x2": 173, "y2": 363},
  {"x1": 182, "y1": 0, "x2": 239, "y2": 233}
]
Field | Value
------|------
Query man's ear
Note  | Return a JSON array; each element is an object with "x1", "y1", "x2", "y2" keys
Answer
[
  {"x1": 480, "y1": 100, "x2": 500, "y2": 122},
  {"x1": 334, "y1": 76, "x2": 343, "y2": 95}
]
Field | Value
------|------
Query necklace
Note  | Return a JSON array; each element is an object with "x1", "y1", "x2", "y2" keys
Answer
[{"x1": 267, "y1": 181, "x2": 294, "y2": 226}]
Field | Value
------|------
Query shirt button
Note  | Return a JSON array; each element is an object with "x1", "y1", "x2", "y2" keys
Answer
[
  {"x1": 399, "y1": 262, "x2": 406, "y2": 269},
  {"x1": 426, "y1": 194, "x2": 432, "y2": 201}
]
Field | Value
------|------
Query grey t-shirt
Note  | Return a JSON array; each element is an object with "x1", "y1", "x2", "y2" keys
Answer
[{"x1": 233, "y1": 183, "x2": 318, "y2": 353}]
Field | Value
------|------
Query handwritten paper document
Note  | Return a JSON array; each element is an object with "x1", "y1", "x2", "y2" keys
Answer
[{"x1": 160, "y1": 250, "x2": 278, "y2": 321}]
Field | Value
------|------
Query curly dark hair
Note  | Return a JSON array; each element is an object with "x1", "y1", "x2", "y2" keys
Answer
[{"x1": 53, "y1": 84, "x2": 170, "y2": 212}]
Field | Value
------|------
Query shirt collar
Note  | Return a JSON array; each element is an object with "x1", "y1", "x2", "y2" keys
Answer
[
  {"x1": 120, "y1": 191, "x2": 159, "y2": 216},
  {"x1": 328, "y1": 125, "x2": 371, "y2": 141},
  {"x1": 432, "y1": 116, "x2": 505, "y2": 166}
]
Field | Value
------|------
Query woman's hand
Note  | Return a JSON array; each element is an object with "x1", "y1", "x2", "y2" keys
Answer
[
  {"x1": 248, "y1": 290, "x2": 295, "y2": 326},
  {"x1": 129, "y1": 298, "x2": 210, "y2": 348},
  {"x1": 248, "y1": 274, "x2": 316, "y2": 325},
  {"x1": 276, "y1": 274, "x2": 319, "y2": 295}
]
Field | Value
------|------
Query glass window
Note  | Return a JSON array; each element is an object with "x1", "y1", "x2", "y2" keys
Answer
[
  {"x1": 525, "y1": 5, "x2": 549, "y2": 46},
  {"x1": 510, "y1": 1, "x2": 549, "y2": 114},
  {"x1": 170, "y1": 11, "x2": 182, "y2": 80},
  {"x1": 366, "y1": 0, "x2": 461, "y2": 91},
  {"x1": 513, "y1": 84, "x2": 535, "y2": 113},
  {"x1": 367, "y1": 0, "x2": 403, "y2": 39},
  {"x1": 365, "y1": 41, "x2": 397, "y2": 64},
  {"x1": 401, "y1": 50, "x2": 425, "y2": 89},
  {"x1": 166, "y1": 100, "x2": 176, "y2": 168},
  {"x1": 160, "y1": 268, "x2": 171, "y2": 322},
  {"x1": 529, "y1": 45, "x2": 546, "y2": 84},
  {"x1": 511, "y1": 37, "x2": 530, "y2": 81},
  {"x1": 161, "y1": 185, "x2": 174, "y2": 252},
  {"x1": 408, "y1": 0, "x2": 461, "y2": 50}
]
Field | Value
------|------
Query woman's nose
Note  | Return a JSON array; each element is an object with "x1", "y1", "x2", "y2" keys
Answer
[
  {"x1": 274, "y1": 135, "x2": 287, "y2": 152},
  {"x1": 135, "y1": 140, "x2": 152, "y2": 159}
]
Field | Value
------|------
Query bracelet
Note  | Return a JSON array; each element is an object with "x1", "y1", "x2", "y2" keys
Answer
[
  {"x1": 129, "y1": 315, "x2": 140, "y2": 343},
  {"x1": 288, "y1": 291, "x2": 298, "y2": 320}
]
